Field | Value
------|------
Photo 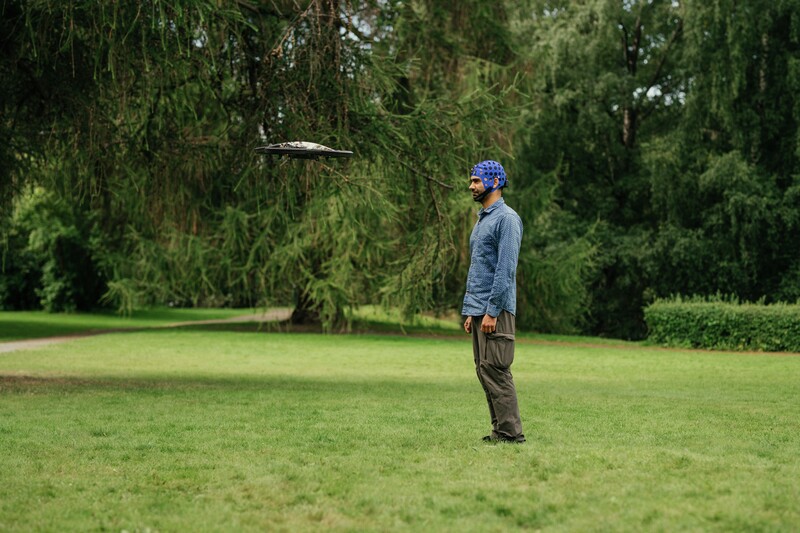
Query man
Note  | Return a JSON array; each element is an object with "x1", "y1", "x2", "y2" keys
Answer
[{"x1": 462, "y1": 160, "x2": 525, "y2": 443}]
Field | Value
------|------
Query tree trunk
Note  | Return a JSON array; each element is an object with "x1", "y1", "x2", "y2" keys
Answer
[
  {"x1": 620, "y1": 10, "x2": 642, "y2": 149},
  {"x1": 622, "y1": 106, "x2": 637, "y2": 149},
  {"x1": 290, "y1": 289, "x2": 321, "y2": 325}
]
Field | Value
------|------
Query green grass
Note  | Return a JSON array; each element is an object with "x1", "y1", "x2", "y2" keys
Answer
[
  {"x1": 1, "y1": 305, "x2": 643, "y2": 349},
  {"x1": 0, "y1": 307, "x2": 255, "y2": 341},
  {"x1": 348, "y1": 306, "x2": 644, "y2": 347},
  {"x1": 1, "y1": 328, "x2": 799, "y2": 531}
]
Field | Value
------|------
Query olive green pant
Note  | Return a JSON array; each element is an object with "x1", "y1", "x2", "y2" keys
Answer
[{"x1": 470, "y1": 311, "x2": 524, "y2": 441}]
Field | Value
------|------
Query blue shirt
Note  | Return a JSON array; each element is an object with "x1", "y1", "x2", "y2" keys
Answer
[{"x1": 462, "y1": 197, "x2": 523, "y2": 317}]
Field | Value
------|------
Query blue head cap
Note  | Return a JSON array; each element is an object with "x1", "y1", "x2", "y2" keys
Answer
[{"x1": 470, "y1": 160, "x2": 507, "y2": 192}]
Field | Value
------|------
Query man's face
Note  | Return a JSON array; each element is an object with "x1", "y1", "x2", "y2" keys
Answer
[{"x1": 469, "y1": 175, "x2": 498, "y2": 200}]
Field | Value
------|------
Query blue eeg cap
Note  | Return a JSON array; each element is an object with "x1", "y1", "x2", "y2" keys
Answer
[{"x1": 470, "y1": 160, "x2": 507, "y2": 191}]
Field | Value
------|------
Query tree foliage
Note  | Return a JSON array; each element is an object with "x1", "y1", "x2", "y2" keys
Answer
[
  {"x1": 4, "y1": 0, "x2": 800, "y2": 338},
  {"x1": 512, "y1": 0, "x2": 800, "y2": 338},
  {"x1": 1, "y1": 0, "x2": 517, "y2": 329}
]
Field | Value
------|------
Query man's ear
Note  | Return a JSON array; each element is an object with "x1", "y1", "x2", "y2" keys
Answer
[{"x1": 494, "y1": 177, "x2": 500, "y2": 188}]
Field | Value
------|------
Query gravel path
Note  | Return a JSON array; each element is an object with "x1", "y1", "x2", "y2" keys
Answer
[{"x1": 0, "y1": 308, "x2": 292, "y2": 354}]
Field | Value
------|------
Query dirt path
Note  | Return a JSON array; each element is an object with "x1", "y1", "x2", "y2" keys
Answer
[{"x1": 0, "y1": 308, "x2": 293, "y2": 354}]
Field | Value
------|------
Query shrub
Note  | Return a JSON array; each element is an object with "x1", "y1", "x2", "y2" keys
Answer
[
  {"x1": 0, "y1": 188, "x2": 106, "y2": 312},
  {"x1": 644, "y1": 296, "x2": 800, "y2": 352}
]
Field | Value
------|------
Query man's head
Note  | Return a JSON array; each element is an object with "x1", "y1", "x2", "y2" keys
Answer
[{"x1": 469, "y1": 160, "x2": 507, "y2": 203}]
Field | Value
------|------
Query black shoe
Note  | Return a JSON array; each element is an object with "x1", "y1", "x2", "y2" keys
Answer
[
  {"x1": 483, "y1": 433, "x2": 525, "y2": 443},
  {"x1": 483, "y1": 431, "x2": 502, "y2": 442}
]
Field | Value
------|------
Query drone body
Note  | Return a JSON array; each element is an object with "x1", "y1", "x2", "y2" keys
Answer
[{"x1": 254, "y1": 141, "x2": 353, "y2": 160}]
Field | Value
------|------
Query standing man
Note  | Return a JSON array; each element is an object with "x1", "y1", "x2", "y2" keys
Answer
[{"x1": 462, "y1": 160, "x2": 525, "y2": 443}]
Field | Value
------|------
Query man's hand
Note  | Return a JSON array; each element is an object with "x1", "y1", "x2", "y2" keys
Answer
[
  {"x1": 481, "y1": 314, "x2": 497, "y2": 333},
  {"x1": 464, "y1": 316, "x2": 472, "y2": 334}
]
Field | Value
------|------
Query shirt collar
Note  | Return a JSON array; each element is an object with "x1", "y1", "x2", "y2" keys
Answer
[{"x1": 477, "y1": 197, "x2": 505, "y2": 218}]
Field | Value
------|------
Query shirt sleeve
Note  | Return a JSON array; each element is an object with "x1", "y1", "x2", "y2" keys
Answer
[{"x1": 486, "y1": 213, "x2": 522, "y2": 317}]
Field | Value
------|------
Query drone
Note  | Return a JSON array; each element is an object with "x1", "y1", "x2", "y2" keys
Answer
[{"x1": 254, "y1": 141, "x2": 353, "y2": 160}]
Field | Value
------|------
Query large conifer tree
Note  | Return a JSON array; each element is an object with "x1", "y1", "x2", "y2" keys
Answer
[{"x1": 1, "y1": 1, "x2": 516, "y2": 326}]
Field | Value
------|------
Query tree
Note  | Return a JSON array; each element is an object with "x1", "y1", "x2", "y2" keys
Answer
[
  {"x1": 644, "y1": 0, "x2": 800, "y2": 304},
  {"x1": 1, "y1": 0, "x2": 518, "y2": 328},
  {"x1": 513, "y1": 0, "x2": 800, "y2": 337},
  {"x1": 510, "y1": 0, "x2": 685, "y2": 337}
]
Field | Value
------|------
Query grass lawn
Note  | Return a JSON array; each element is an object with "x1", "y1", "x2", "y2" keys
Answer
[
  {"x1": 0, "y1": 308, "x2": 258, "y2": 342},
  {"x1": 1, "y1": 327, "x2": 798, "y2": 531}
]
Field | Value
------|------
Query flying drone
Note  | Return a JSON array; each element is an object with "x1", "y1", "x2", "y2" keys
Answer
[{"x1": 254, "y1": 141, "x2": 353, "y2": 160}]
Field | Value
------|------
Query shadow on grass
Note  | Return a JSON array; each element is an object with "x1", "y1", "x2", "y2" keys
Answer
[
  {"x1": 168, "y1": 318, "x2": 466, "y2": 338},
  {"x1": 0, "y1": 318, "x2": 141, "y2": 342},
  {"x1": 0, "y1": 372, "x2": 465, "y2": 394},
  {"x1": 167, "y1": 321, "x2": 647, "y2": 352}
]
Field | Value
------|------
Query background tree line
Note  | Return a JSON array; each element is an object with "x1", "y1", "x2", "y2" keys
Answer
[{"x1": 2, "y1": 0, "x2": 799, "y2": 339}]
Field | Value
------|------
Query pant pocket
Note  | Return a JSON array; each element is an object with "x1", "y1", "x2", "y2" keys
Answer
[{"x1": 486, "y1": 333, "x2": 515, "y2": 369}]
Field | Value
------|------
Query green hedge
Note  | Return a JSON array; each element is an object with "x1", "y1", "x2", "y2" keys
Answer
[{"x1": 644, "y1": 298, "x2": 800, "y2": 352}]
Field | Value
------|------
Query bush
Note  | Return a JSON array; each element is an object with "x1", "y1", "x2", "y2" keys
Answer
[
  {"x1": 0, "y1": 188, "x2": 106, "y2": 312},
  {"x1": 644, "y1": 296, "x2": 800, "y2": 352}
]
